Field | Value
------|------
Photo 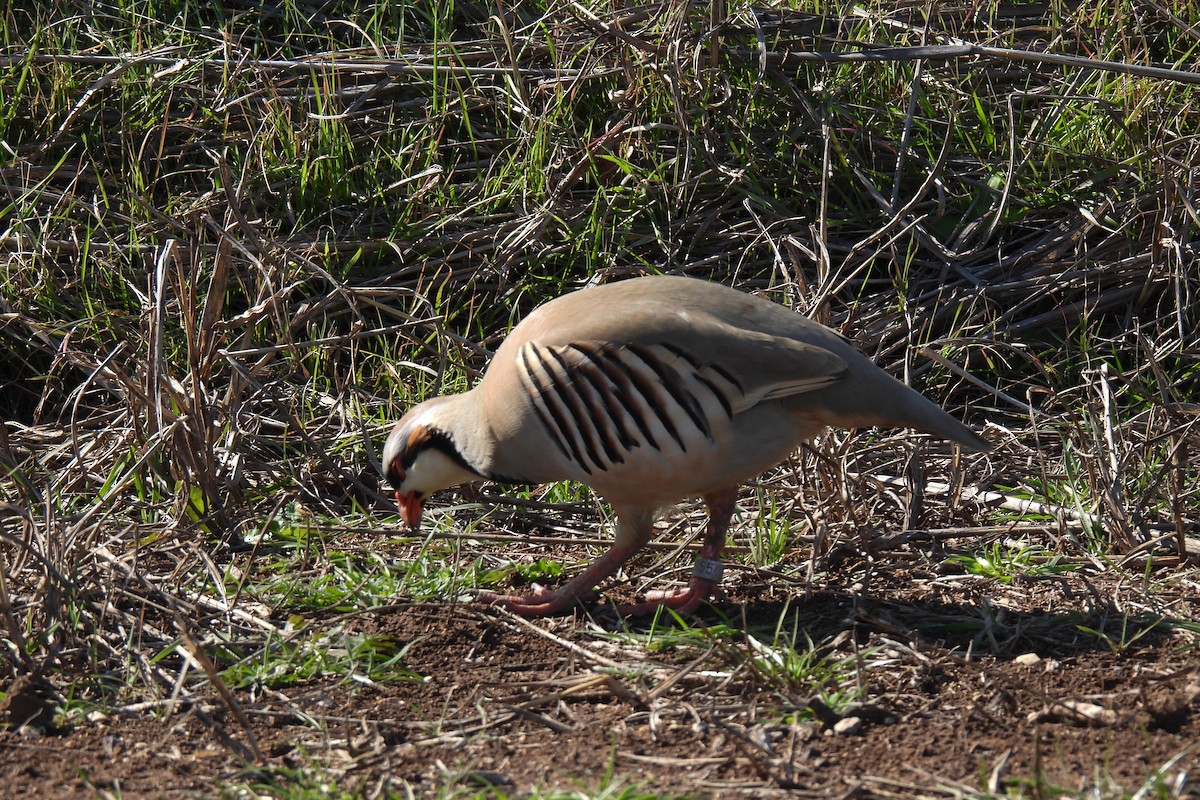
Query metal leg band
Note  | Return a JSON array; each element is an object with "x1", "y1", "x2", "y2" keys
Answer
[{"x1": 692, "y1": 557, "x2": 724, "y2": 583}]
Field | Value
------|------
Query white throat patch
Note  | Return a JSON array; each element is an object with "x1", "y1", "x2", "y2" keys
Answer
[{"x1": 408, "y1": 447, "x2": 479, "y2": 495}]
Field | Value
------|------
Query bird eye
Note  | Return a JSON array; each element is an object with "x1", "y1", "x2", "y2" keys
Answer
[{"x1": 386, "y1": 458, "x2": 406, "y2": 488}]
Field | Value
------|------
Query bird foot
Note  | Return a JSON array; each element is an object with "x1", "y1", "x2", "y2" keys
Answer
[
  {"x1": 614, "y1": 577, "x2": 720, "y2": 617},
  {"x1": 476, "y1": 584, "x2": 595, "y2": 617},
  {"x1": 477, "y1": 557, "x2": 724, "y2": 618}
]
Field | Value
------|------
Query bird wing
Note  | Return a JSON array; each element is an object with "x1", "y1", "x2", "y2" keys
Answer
[
  {"x1": 611, "y1": 310, "x2": 851, "y2": 413},
  {"x1": 513, "y1": 320, "x2": 848, "y2": 468},
  {"x1": 687, "y1": 318, "x2": 850, "y2": 413}
]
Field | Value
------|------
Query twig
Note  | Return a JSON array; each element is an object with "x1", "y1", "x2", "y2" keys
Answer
[
  {"x1": 863, "y1": 473, "x2": 1104, "y2": 529},
  {"x1": 494, "y1": 612, "x2": 627, "y2": 670},
  {"x1": 917, "y1": 345, "x2": 1044, "y2": 418}
]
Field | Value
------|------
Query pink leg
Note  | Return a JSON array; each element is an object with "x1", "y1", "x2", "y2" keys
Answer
[
  {"x1": 617, "y1": 487, "x2": 737, "y2": 617},
  {"x1": 476, "y1": 541, "x2": 643, "y2": 617}
]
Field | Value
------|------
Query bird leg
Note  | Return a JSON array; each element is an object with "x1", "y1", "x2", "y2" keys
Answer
[
  {"x1": 477, "y1": 506, "x2": 656, "y2": 617},
  {"x1": 617, "y1": 487, "x2": 737, "y2": 617},
  {"x1": 476, "y1": 542, "x2": 643, "y2": 617},
  {"x1": 477, "y1": 492, "x2": 736, "y2": 618}
]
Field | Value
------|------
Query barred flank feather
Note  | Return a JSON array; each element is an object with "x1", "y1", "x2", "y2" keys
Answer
[{"x1": 516, "y1": 341, "x2": 739, "y2": 475}]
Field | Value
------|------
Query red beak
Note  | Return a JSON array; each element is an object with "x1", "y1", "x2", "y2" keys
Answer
[{"x1": 396, "y1": 490, "x2": 423, "y2": 528}]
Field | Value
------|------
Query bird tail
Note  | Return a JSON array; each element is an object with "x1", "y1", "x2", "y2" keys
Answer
[{"x1": 884, "y1": 383, "x2": 992, "y2": 452}]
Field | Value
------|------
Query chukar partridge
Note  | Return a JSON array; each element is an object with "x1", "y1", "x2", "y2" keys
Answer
[{"x1": 383, "y1": 276, "x2": 990, "y2": 617}]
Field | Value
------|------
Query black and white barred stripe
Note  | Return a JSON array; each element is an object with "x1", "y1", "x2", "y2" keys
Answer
[{"x1": 516, "y1": 341, "x2": 743, "y2": 475}]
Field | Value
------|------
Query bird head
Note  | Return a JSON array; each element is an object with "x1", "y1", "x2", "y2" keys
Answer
[{"x1": 381, "y1": 396, "x2": 484, "y2": 529}]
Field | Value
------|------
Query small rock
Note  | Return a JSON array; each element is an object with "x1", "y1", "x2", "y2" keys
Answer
[
  {"x1": 1028, "y1": 700, "x2": 1117, "y2": 727},
  {"x1": 1060, "y1": 700, "x2": 1117, "y2": 726},
  {"x1": 16, "y1": 724, "x2": 43, "y2": 739},
  {"x1": 1014, "y1": 653, "x2": 1041, "y2": 666},
  {"x1": 832, "y1": 716, "x2": 863, "y2": 736}
]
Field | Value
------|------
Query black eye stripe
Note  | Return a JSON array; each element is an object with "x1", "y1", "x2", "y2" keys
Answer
[
  {"x1": 401, "y1": 426, "x2": 518, "y2": 484},
  {"x1": 413, "y1": 428, "x2": 471, "y2": 472}
]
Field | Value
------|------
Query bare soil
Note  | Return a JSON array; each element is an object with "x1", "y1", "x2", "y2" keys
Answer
[{"x1": 1, "y1": 547, "x2": 1197, "y2": 799}]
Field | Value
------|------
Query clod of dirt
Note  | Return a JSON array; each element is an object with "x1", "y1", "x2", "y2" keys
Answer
[{"x1": 0, "y1": 675, "x2": 59, "y2": 733}]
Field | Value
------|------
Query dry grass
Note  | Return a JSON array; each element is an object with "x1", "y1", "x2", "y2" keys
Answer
[{"x1": 1, "y1": 1, "x2": 1199, "y2": 796}]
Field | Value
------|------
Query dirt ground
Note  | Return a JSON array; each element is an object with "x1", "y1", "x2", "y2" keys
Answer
[{"x1": 1, "y1": 544, "x2": 1197, "y2": 800}]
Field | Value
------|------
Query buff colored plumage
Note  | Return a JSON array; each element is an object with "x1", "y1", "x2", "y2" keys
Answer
[{"x1": 383, "y1": 276, "x2": 989, "y2": 616}]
